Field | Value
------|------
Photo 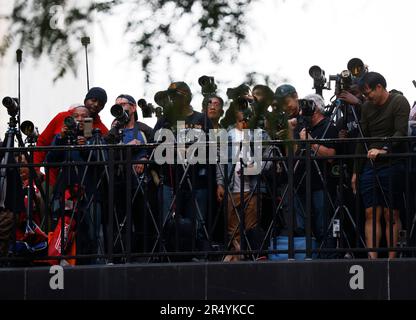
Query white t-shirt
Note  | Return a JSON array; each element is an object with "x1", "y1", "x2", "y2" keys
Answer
[{"x1": 229, "y1": 128, "x2": 252, "y2": 193}]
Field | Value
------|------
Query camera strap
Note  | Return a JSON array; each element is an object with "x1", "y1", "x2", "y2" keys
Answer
[{"x1": 133, "y1": 122, "x2": 148, "y2": 144}]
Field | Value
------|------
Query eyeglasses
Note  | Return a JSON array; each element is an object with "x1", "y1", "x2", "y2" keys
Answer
[
  {"x1": 118, "y1": 102, "x2": 133, "y2": 107},
  {"x1": 208, "y1": 101, "x2": 221, "y2": 108},
  {"x1": 362, "y1": 88, "x2": 375, "y2": 97}
]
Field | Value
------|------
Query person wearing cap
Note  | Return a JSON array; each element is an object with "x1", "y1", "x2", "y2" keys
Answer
[
  {"x1": 273, "y1": 84, "x2": 300, "y2": 141},
  {"x1": 109, "y1": 94, "x2": 153, "y2": 173},
  {"x1": 33, "y1": 87, "x2": 109, "y2": 184},
  {"x1": 107, "y1": 94, "x2": 154, "y2": 254},
  {"x1": 292, "y1": 94, "x2": 338, "y2": 243},
  {"x1": 153, "y1": 81, "x2": 214, "y2": 256}
]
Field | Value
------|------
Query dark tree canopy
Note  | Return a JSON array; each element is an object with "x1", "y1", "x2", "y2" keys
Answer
[{"x1": 0, "y1": 0, "x2": 254, "y2": 82}]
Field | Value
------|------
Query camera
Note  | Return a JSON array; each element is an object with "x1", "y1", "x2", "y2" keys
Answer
[
  {"x1": 298, "y1": 99, "x2": 315, "y2": 117},
  {"x1": 309, "y1": 65, "x2": 327, "y2": 95},
  {"x1": 198, "y1": 75, "x2": 217, "y2": 97},
  {"x1": 226, "y1": 84, "x2": 250, "y2": 101},
  {"x1": 111, "y1": 104, "x2": 130, "y2": 126},
  {"x1": 329, "y1": 70, "x2": 353, "y2": 93},
  {"x1": 226, "y1": 84, "x2": 253, "y2": 115},
  {"x1": 347, "y1": 57, "x2": 366, "y2": 78},
  {"x1": 63, "y1": 116, "x2": 81, "y2": 142},
  {"x1": 297, "y1": 99, "x2": 315, "y2": 130},
  {"x1": 2, "y1": 96, "x2": 19, "y2": 117},
  {"x1": 138, "y1": 98, "x2": 161, "y2": 118},
  {"x1": 20, "y1": 120, "x2": 39, "y2": 144}
]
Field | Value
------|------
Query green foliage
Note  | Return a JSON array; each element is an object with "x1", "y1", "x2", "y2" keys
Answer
[{"x1": 0, "y1": 0, "x2": 253, "y2": 82}]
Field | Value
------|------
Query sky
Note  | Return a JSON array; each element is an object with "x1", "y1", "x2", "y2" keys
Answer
[{"x1": 1, "y1": 0, "x2": 416, "y2": 139}]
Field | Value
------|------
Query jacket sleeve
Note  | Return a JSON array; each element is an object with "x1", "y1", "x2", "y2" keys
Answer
[{"x1": 34, "y1": 112, "x2": 67, "y2": 166}]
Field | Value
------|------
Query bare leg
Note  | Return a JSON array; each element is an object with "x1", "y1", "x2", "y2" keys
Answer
[
  {"x1": 365, "y1": 207, "x2": 382, "y2": 259},
  {"x1": 384, "y1": 208, "x2": 401, "y2": 259}
]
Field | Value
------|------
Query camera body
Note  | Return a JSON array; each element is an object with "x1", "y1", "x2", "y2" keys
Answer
[
  {"x1": 329, "y1": 70, "x2": 353, "y2": 93},
  {"x1": 298, "y1": 99, "x2": 315, "y2": 117},
  {"x1": 198, "y1": 75, "x2": 217, "y2": 97},
  {"x1": 226, "y1": 84, "x2": 254, "y2": 121},
  {"x1": 63, "y1": 116, "x2": 81, "y2": 143},
  {"x1": 138, "y1": 98, "x2": 161, "y2": 119},
  {"x1": 226, "y1": 84, "x2": 250, "y2": 101},
  {"x1": 297, "y1": 99, "x2": 315, "y2": 130}
]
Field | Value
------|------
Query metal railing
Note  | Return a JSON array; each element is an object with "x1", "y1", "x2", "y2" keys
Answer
[{"x1": 0, "y1": 136, "x2": 415, "y2": 266}]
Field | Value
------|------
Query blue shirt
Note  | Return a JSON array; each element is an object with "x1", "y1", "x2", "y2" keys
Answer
[{"x1": 122, "y1": 127, "x2": 147, "y2": 160}]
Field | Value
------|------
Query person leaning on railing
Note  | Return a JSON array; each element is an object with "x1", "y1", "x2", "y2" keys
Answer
[{"x1": 351, "y1": 72, "x2": 410, "y2": 259}]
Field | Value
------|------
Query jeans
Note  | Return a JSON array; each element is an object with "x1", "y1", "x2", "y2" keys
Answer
[
  {"x1": 160, "y1": 185, "x2": 208, "y2": 241},
  {"x1": 294, "y1": 190, "x2": 326, "y2": 240}
]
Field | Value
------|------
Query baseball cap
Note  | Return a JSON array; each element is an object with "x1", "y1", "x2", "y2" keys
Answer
[
  {"x1": 274, "y1": 84, "x2": 297, "y2": 99},
  {"x1": 167, "y1": 81, "x2": 192, "y2": 98},
  {"x1": 116, "y1": 94, "x2": 136, "y2": 105}
]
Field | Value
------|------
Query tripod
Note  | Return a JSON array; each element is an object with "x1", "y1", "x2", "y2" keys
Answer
[
  {"x1": 313, "y1": 101, "x2": 367, "y2": 257},
  {"x1": 0, "y1": 116, "x2": 47, "y2": 258},
  {"x1": 149, "y1": 123, "x2": 213, "y2": 262}
]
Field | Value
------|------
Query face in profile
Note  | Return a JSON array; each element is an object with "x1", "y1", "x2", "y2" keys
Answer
[{"x1": 282, "y1": 95, "x2": 299, "y2": 118}]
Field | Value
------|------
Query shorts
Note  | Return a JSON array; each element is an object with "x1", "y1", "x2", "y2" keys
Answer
[{"x1": 359, "y1": 163, "x2": 404, "y2": 210}]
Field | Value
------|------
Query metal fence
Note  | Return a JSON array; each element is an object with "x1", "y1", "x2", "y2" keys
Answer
[{"x1": 1, "y1": 136, "x2": 416, "y2": 266}]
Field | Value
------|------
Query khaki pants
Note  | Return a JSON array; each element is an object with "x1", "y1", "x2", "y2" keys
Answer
[{"x1": 224, "y1": 192, "x2": 257, "y2": 261}]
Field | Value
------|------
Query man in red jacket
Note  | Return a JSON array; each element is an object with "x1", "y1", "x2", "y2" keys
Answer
[{"x1": 34, "y1": 87, "x2": 109, "y2": 184}]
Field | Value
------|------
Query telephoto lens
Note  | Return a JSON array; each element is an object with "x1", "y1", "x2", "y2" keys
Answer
[{"x1": 111, "y1": 104, "x2": 130, "y2": 125}]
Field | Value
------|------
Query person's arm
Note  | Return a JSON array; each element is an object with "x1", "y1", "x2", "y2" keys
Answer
[
  {"x1": 45, "y1": 134, "x2": 66, "y2": 163},
  {"x1": 367, "y1": 96, "x2": 410, "y2": 157},
  {"x1": 34, "y1": 112, "x2": 67, "y2": 165},
  {"x1": 311, "y1": 143, "x2": 336, "y2": 158}
]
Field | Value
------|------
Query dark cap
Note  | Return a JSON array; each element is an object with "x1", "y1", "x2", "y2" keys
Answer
[
  {"x1": 85, "y1": 87, "x2": 108, "y2": 106},
  {"x1": 167, "y1": 81, "x2": 192, "y2": 98},
  {"x1": 274, "y1": 84, "x2": 297, "y2": 99},
  {"x1": 116, "y1": 94, "x2": 136, "y2": 105}
]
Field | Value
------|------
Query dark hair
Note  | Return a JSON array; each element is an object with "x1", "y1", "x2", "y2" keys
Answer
[
  {"x1": 275, "y1": 91, "x2": 298, "y2": 108},
  {"x1": 253, "y1": 84, "x2": 274, "y2": 102},
  {"x1": 202, "y1": 94, "x2": 224, "y2": 110},
  {"x1": 220, "y1": 102, "x2": 237, "y2": 129},
  {"x1": 358, "y1": 72, "x2": 387, "y2": 91}
]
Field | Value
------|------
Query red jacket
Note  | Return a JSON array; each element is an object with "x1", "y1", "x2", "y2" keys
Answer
[{"x1": 34, "y1": 111, "x2": 108, "y2": 185}]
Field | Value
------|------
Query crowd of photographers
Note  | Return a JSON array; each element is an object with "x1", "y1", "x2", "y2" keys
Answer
[{"x1": 1, "y1": 58, "x2": 416, "y2": 265}]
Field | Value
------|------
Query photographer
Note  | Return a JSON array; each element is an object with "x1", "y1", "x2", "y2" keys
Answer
[
  {"x1": 274, "y1": 84, "x2": 300, "y2": 140},
  {"x1": 216, "y1": 107, "x2": 272, "y2": 261},
  {"x1": 289, "y1": 94, "x2": 338, "y2": 242},
  {"x1": 107, "y1": 94, "x2": 154, "y2": 255},
  {"x1": 108, "y1": 94, "x2": 153, "y2": 171},
  {"x1": 34, "y1": 87, "x2": 109, "y2": 186},
  {"x1": 153, "y1": 81, "x2": 213, "y2": 257},
  {"x1": 352, "y1": 72, "x2": 410, "y2": 259},
  {"x1": 46, "y1": 105, "x2": 94, "y2": 262},
  {"x1": 202, "y1": 95, "x2": 224, "y2": 131}
]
